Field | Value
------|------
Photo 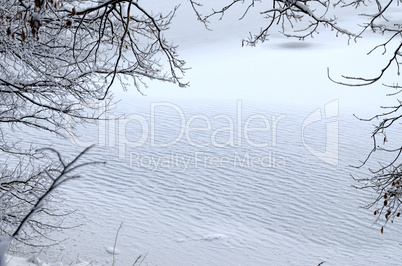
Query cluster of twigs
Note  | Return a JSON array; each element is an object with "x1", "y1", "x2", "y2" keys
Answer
[{"x1": 0, "y1": 145, "x2": 102, "y2": 261}]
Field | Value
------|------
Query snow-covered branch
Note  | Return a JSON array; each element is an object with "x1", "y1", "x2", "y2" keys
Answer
[
  {"x1": 189, "y1": 0, "x2": 357, "y2": 45},
  {"x1": 0, "y1": 145, "x2": 102, "y2": 265},
  {"x1": 0, "y1": 0, "x2": 188, "y2": 148}
]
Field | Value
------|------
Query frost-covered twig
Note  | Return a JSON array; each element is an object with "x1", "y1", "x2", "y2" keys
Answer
[
  {"x1": 189, "y1": 0, "x2": 357, "y2": 46},
  {"x1": 0, "y1": 145, "x2": 103, "y2": 264},
  {"x1": 112, "y1": 222, "x2": 123, "y2": 266}
]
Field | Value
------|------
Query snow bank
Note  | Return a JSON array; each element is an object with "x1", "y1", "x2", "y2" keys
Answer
[{"x1": 6, "y1": 255, "x2": 91, "y2": 266}]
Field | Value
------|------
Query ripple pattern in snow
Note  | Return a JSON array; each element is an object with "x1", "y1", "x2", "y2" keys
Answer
[{"x1": 33, "y1": 99, "x2": 402, "y2": 266}]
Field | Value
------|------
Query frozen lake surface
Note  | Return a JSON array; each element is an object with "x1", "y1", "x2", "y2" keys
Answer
[
  {"x1": 19, "y1": 98, "x2": 402, "y2": 266},
  {"x1": 5, "y1": 1, "x2": 402, "y2": 265}
]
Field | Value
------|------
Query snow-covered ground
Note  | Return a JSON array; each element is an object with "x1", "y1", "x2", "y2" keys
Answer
[
  {"x1": 6, "y1": 255, "x2": 89, "y2": 266},
  {"x1": 5, "y1": 1, "x2": 402, "y2": 265}
]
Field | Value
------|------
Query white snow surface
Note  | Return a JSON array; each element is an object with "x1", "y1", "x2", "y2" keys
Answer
[
  {"x1": 4, "y1": 1, "x2": 402, "y2": 266},
  {"x1": 6, "y1": 255, "x2": 89, "y2": 266}
]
